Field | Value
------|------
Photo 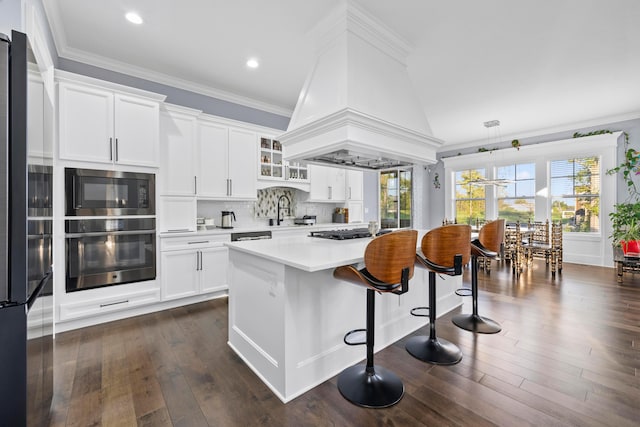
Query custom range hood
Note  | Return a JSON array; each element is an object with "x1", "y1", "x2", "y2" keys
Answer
[{"x1": 279, "y1": 0, "x2": 443, "y2": 170}]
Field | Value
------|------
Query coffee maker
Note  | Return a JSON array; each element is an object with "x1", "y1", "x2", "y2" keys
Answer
[{"x1": 221, "y1": 211, "x2": 236, "y2": 228}]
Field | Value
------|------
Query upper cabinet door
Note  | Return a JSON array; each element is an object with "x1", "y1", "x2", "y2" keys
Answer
[
  {"x1": 227, "y1": 128, "x2": 257, "y2": 199},
  {"x1": 346, "y1": 170, "x2": 363, "y2": 201},
  {"x1": 160, "y1": 110, "x2": 197, "y2": 196},
  {"x1": 113, "y1": 94, "x2": 159, "y2": 167},
  {"x1": 197, "y1": 121, "x2": 229, "y2": 198},
  {"x1": 330, "y1": 167, "x2": 346, "y2": 201},
  {"x1": 58, "y1": 82, "x2": 114, "y2": 164}
]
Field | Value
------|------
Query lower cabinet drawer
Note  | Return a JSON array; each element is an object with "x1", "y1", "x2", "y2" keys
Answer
[{"x1": 58, "y1": 288, "x2": 161, "y2": 321}]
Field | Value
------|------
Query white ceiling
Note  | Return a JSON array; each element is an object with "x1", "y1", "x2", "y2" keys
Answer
[{"x1": 42, "y1": 0, "x2": 640, "y2": 149}]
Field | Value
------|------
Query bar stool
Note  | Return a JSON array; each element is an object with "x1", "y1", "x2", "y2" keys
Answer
[
  {"x1": 452, "y1": 219, "x2": 503, "y2": 334},
  {"x1": 333, "y1": 229, "x2": 418, "y2": 408},
  {"x1": 406, "y1": 225, "x2": 470, "y2": 365}
]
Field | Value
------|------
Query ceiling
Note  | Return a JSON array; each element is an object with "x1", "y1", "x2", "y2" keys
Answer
[{"x1": 42, "y1": 0, "x2": 640, "y2": 149}]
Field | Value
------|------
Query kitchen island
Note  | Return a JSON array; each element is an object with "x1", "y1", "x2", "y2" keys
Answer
[{"x1": 225, "y1": 232, "x2": 463, "y2": 403}]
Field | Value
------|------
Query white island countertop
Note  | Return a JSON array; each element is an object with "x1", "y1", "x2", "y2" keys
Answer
[
  {"x1": 225, "y1": 230, "x2": 428, "y2": 272},
  {"x1": 226, "y1": 228, "x2": 455, "y2": 404}
]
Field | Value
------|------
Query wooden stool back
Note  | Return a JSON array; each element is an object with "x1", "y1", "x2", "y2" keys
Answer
[
  {"x1": 478, "y1": 219, "x2": 505, "y2": 253},
  {"x1": 421, "y1": 225, "x2": 471, "y2": 268},
  {"x1": 364, "y1": 230, "x2": 418, "y2": 284}
]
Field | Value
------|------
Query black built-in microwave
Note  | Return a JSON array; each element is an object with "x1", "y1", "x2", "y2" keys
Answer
[{"x1": 65, "y1": 168, "x2": 155, "y2": 216}]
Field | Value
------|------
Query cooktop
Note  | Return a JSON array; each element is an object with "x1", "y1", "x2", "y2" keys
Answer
[
  {"x1": 310, "y1": 228, "x2": 371, "y2": 240},
  {"x1": 309, "y1": 228, "x2": 392, "y2": 240}
]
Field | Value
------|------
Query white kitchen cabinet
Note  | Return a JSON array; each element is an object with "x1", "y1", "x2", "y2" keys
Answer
[
  {"x1": 199, "y1": 247, "x2": 229, "y2": 294},
  {"x1": 160, "y1": 235, "x2": 229, "y2": 301},
  {"x1": 159, "y1": 196, "x2": 196, "y2": 233},
  {"x1": 160, "y1": 107, "x2": 198, "y2": 196},
  {"x1": 197, "y1": 120, "x2": 229, "y2": 197},
  {"x1": 161, "y1": 250, "x2": 199, "y2": 300},
  {"x1": 259, "y1": 137, "x2": 309, "y2": 183},
  {"x1": 346, "y1": 170, "x2": 363, "y2": 201},
  {"x1": 308, "y1": 164, "x2": 346, "y2": 202},
  {"x1": 345, "y1": 170, "x2": 364, "y2": 222},
  {"x1": 347, "y1": 201, "x2": 364, "y2": 223},
  {"x1": 228, "y1": 128, "x2": 258, "y2": 199},
  {"x1": 58, "y1": 78, "x2": 161, "y2": 167},
  {"x1": 192, "y1": 118, "x2": 257, "y2": 200}
]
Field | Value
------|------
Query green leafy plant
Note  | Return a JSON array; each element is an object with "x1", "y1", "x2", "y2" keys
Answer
[
  {"x1": 594, "y1": 129, "x2": 640, "y2": 247},
  {"x1": 609, "y1": 202, "x2": 640, "y2": 245}
]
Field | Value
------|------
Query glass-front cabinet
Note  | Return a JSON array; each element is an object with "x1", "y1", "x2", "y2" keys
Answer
[{"x1": 259, "y1": 137, "x2": 308, "y2": 182}]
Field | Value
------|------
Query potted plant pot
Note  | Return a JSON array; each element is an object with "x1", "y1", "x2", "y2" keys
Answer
[{"x1": 621, "y1": 240, "x2": 640, "y2": 255}]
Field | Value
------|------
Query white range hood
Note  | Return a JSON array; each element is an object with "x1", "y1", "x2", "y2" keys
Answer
[{"x1": 279, "y1": 0, "x2": 443, "y2": 170}]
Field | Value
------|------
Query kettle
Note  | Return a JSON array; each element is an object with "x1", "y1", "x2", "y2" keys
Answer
[{"x1": 221, "y1": 211, "x2": 236, "y2": 228}]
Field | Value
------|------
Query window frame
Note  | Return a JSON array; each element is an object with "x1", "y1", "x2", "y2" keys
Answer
[
  {"x1": 495, "y1": 162, "x2": 536, "y2": 223},
  {"x1": 379, "y1": 167, "x2": 413, "y2": 229},
  {"x1": 441, "y1": 132, "x2": 619, "y2": 267},
  {"x1": 453, "y1": 168, "x2": 486, "y2": 225}
]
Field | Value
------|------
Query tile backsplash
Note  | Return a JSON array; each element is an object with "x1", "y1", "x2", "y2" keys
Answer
[{"x1": 197, "y1": 187, "x2": 341, "y2": 228}]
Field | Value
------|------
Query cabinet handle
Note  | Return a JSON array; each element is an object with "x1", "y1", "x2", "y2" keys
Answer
[
  {"x1": 229, "y1": 179, "x2": 233, "y2": 196},
  {"x1": 188, "y1": 241, "x2": 209, "y2": 245},
  {"x1": 109, "y1": 138, "x2": 113, "y2": 161},
  {"x1": 199, "y1": 251, "x2": 203, "y2": 271},
  {"x1": 194, "y1": 176, "x2": 197, "y2": 195},
  {"x1": 328, "y1": 186, "x2": 332, "y2": 200},
  {"x1": 115, "y1": 138, "x2": 119, "y2": 161},
  {"x1": 100, "y1": 299, "x2": 129, "y2": 308},
  {"x1": 349, "y1": 187, "x2": 352, "y2": 200}
]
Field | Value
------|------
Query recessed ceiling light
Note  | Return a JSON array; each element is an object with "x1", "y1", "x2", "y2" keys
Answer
[
  {"x1": 246, "y1": 59, "x2": 259, "y2": 69},
  {"x1": 125, "y1": 12, "x2": 143, "y2": 25}
]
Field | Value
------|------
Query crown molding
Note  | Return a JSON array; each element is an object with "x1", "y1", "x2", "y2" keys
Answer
[
  {"x1": 440, "y1": 111, "x2": 640, "y2": 153},
  {"x1": 42, "y1": 0, "x2": 293, "y2": 118},
  {"x1": 56, "y1": 45, "x2": 293, "y2": 117}
]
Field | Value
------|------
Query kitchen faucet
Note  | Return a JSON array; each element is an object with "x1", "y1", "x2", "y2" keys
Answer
[{"x1": 277, "y1": 194, "x2": 291, "y2": 226}]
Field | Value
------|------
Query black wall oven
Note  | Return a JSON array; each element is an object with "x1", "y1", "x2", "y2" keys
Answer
[
  {"x1": 65, "y1": 168, "x2": 155, "y2": 216},
  {"x1": 65, "y1": 218, "x2": 156, "y2": 292}
]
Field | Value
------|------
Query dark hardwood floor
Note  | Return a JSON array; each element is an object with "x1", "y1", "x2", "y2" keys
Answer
[{"x1": 49, "y1": 260, "x2": 640, "y2": 426}]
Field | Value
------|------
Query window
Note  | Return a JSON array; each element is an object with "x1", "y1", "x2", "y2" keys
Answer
[
  {"x1": 550, "y1": 156, "x2": 600, "y2": 233},
  {"x1": 454, "y1": 168, "x2": 486, "y2": 224},
  {"x1": 496, "y1": 163, "x2": 535, "y2": 222},
  {"x1": 380, "y1": 168, "x2": 412, "y2": 229}
]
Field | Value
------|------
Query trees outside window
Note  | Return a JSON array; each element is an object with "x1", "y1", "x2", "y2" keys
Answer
[
  {"x1": 455, "y1": 169, "x2": 485, "y2": 224},
  {"x1": 380, "y1": 168, "x2": 412, "y2": 229},
  {"x1": 550, "y1": 157, "x2": 600, "y2": 232},
  {"x1": 496, "y1": 163, "x2": 535, "y2": 222}
]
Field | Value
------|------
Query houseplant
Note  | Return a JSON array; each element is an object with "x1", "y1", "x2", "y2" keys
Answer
[
  {"x1": 605, "y1": 131, "x2": 640, "y2": 253},
  {"x1": 609, "y1": 202, "x2": 640, "y2": 254}
]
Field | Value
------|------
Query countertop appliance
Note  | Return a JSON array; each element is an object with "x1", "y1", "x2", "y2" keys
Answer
[
  {"x1": 221, "y1": 211, "x2": 236, "y2": 229},
  {"x1": 294, "y1": 215, "x2": 316, "y2": 225},
  {"x1": 231, "y1": 231, "x2": 272, "y2": 242},
  {"x1": 65, "y1": 168, "x2": 155, "y2": 216},
  {"x1": 1, "y1": 31, "x2": 54, "y2": 426}
]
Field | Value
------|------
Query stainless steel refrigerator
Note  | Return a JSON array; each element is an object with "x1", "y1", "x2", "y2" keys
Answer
[{"x1": 0, "y1": 30, "x2": 54, "y2": 426}]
